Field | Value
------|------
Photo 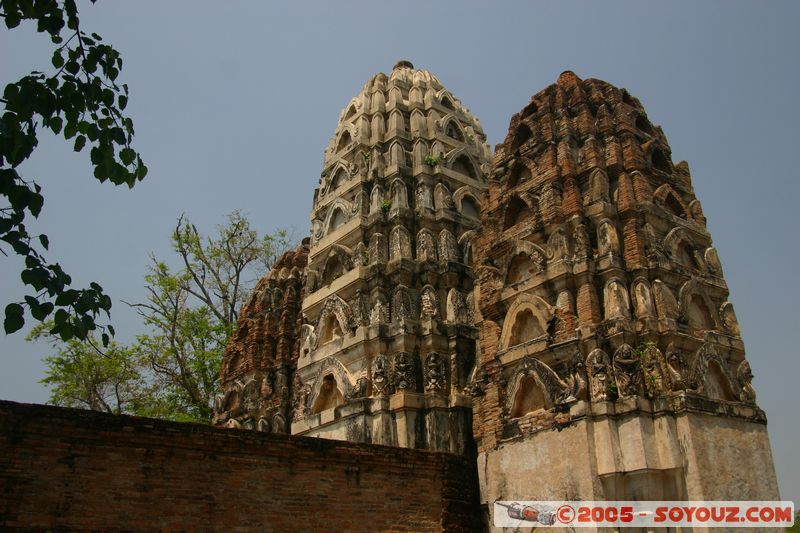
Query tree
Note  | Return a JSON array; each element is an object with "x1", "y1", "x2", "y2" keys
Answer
[
  {"x1": 28, "y1": 322, "x2": 146, "y2": 414},
  {"x1": 2, "y1": 0, "x2": 147, "y2": 343},
  {"x1": 31, "y1": 212, "x2": 293, "y2": 423}
]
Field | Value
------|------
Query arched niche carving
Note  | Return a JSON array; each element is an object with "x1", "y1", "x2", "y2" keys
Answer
[
  {"x1": 389, "y1": 178, "x2": 408, "y2": 209},
  {"x1": 369, "y1": 185, "x2": 384, "y2": 214},
  {"x1": 652, "y1": 279, "x2": 679, "y2": 320},
  {"x1": 419, "y1": 285, "x2": 439, "y2": 320},
  {"x1": 603, "y1": 278, "x2": 631, "y2": 320},
  {"x1": 509, "y1": 122, "x2": 533, "y2": 153},
  {"x1": 678, "y1": 279, "x2": 719, "y2": 331},
  {"x1": 307, "y1": 357, "x2": 354, "y2": 414},
  {"x1": 434, "y1": 182, "x2": 453, "y2": 210},
  {"x1": 504, "y1": 240, "x2": 546, "y2": 284},
  {"x1": 500, "y1": 294, "x2": 552, "y2": 349},
  {"x1": 389, "y1": 226, "x2": 412, "y2": 261},
  {"x1": 442, "y1": 116, "x2": 465, "y2": 142},
  {"x1": 507, "y1": 159, "x2": 533, "y2": 188},
  {"x1": 438, "y1": 229, "x2": 460, "y2": 263},
  {"x1": 596, "y1": 220, "x2": 620, "y2": 256},
  {"x1": 654, "y1": 184, "x2": 690, "y2": 220},
  {"x1": 458, "y1": 230, "x2": 476, "y2": 266},
  {"x1": 663, "y1": 227, "x2": 706, "y2": 271},
  {"x1": 506, "y1": 356, "x2": 571, "y2": 417},
  {"x1": 631, "y1": 278, "x2": 655, "y2": 318},
  {"x1": 503, "y1": 195, "x2": 533, "y2": 230},
  {"x1": 690, "y1": 343, "x2": 736, "y2": 401},
  {"x1": 322, "y1": 197, "x2": 353, "y2": 235},
  {"x1": 391, "y1": 285, "x2": 415, "y2": 322},
  {"x1": 586, "y1": 168, "x2": 610, "y2": 203},
  {"x1": 416, "y1": 228, "x2": 438, "y2": 262},
  {"x1": 335, "y1": 128, "x2": 354, "y2": 154},
  {"x1": 315, "y1": 295, "x2": 354, "y2": 347}
]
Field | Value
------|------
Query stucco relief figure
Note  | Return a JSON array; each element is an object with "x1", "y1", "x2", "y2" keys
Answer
[
  {"x1": 415, "y1": 182, "x2": 433, "y2": 211},
  {"x1": 597, "y1": 221, "x2": 619, "y2": 256},
  {"x1": 572, "y1": 224, "x2": 590, "y2": 261},
  {"x1": 641, "y1": 344, "x2": 666, "y2": 397},
  {"x1": 643, "y1": 223, "x2": 665, "y2": 260},
  {"x1": 613, "y1": 344, "x2": 642, "y2": 397},
  {"x1": 300, "y1": 324, "x2": 316, "y2": 357},
  {"x1": 633, "y1": 280, "x2": 655, "y2": 318},
  {"x1": 446, "y1": 289, "x2": 469, "y2": 324},
  {"x1": 547, "y1": 229, "x2": 569, "y2": 261},
  {"x1": 346, "y1": 375, "x2": 370, "y2": 400},
  {"x1": 565, "y1": 352, "x2": 587, "y2": 401},
  {"x1": 439, "y1": 230, "x2": 460, "y2": 263},
  {"x1": 586, "y1": 348, "x2": 612, "y2": 402},
  {"x1": 420, "y1": 286, "x2": 439, "y2": 320},
  {"x1": 394, "y1": 352, "x2": 416, "y2": 390},
  {"x1": 391, "y1": 287, "x2": 414, "y2": 322},
  {"x1": 604, "y1": 280, "x2": 630, "y2": 320},
  {"x1": 370, "y1": 297, "x2": 389, "y2": 325},
  {"x1": 705, "y1": 247, "x2": 723, "y2": 276},
  {"x1": 737, "y1": 360, "x2": 756, "y2": 403},
  {"x1": 291, "y1": 374, "x2": 311, "y2": 422},
  {"x1": 272, "y1": 414, "x2": 287, "y2": 434},
  {"x1": 720, "y1": 301, "x2": 741, "y2": 335},
  {"x1": 531, "y1": 249, "x2": 546, "y2": 273},
  {"x1": 416, "y1": 230, "x2": 437, "y2": 262},
  {"x1": 424, "y1": 353, "x2": 446, "y2": 393},
  {"x1": 371, "y1": 355, "x2": 392, "y2": 397},
  {"x1": 652, "y1": 280, "x2": 679, "y2": 320}
]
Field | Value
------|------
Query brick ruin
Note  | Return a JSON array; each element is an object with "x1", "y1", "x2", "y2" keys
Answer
[{"x1": 206, "y1": 65, "x2": 780, "y2": 525}]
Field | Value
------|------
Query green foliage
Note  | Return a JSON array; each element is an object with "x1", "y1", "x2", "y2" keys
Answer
[
  {"x1": 380, "y1": 199, "x2": 391, "y2": 213},
  {"x1": 424, "y1": 154, "x2": 440, "y2": 166},
  {"x1": 606, "y1": 381, "x2": 618, "y2": 401},
  {"x1": 1, "y1": 0, "x2": 146, "y2": 342},
  {"x1": 30, "y1": 212, "x2": 293, "y2": 423},
  {"x1": 788, "y1": 511, "x2": 800, "y2": 532},
  {"x1": 29, "y1": 322, "x2": 146, "y2": 414}
]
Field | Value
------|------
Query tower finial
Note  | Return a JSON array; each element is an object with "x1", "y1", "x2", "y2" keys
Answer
[{"x1": 393, "y1": 59, "x2": 414, "y2": 71}]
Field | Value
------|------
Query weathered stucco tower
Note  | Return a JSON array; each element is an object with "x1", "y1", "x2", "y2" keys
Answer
[
  {"x1": 290, "y1": 61, "x2": 491, "y2": 452},
  {"x1": 212, "y1": 67, "x2": 780, "y2": 527},
  {"x1": 470, "y1": 71, "x2": 780, "y2": 518}
]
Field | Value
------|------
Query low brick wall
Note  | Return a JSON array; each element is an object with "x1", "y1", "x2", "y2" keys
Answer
[{"x1": 0, "y1": 401, "x2": 483, "y2": 532}]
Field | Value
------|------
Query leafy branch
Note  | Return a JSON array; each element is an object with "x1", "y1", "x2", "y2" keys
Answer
[{"x1": 1, "y1": 0, "x2": 147, "y2": 342}]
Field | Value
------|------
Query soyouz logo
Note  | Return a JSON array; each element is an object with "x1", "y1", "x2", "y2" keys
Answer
[{"x1": 493, "y1": 501, "x2": 795, "y2": 528}]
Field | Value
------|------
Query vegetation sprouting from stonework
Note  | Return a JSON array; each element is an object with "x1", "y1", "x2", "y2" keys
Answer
[{"x1": 28, "y1": 211, "x2": 293, "y2": 423}]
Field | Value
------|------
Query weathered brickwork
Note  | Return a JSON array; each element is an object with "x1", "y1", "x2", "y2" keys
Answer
[
  {"x1": 469, "y1": 72, "x2": 779, "y2": 518},
  {"x1": 213, "y1": 241, "x2": 309, "y2": 433},
  {"x1": 0, "y1": 401, "x2": 482, "y2": 532}
]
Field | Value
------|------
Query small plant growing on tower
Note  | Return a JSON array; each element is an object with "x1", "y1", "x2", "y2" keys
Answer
[
  {"x1": 607, "y1": 381, "x2": 619, "y2": 401},
  {"x1": 361, "y1": 151, "x2": 371, "y2": 166},
  {"x1": 424, "y1": 154, "x2": 440, "y2": 167},
  {"x1": 380, "y1": 200, "x2": 391, "y2": 214}
]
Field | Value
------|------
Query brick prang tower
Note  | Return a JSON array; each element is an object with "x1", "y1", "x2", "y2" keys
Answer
[{"x1": 470, "y1": 71, "x2": 779, "y2": 517}]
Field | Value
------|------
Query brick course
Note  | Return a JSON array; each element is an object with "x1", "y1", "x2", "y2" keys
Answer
[{"x1": 0, "y1": 401, "x2": 482, "y2": 532}]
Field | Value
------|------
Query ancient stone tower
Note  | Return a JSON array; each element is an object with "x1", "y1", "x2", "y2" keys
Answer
[
  {"x1": 213, "y1": 242, "x2": 309, "y2": 432},
  {"x1": 212, "y1": 67, "x2": 781, "y2": 525},
  {"x1": 290, "y1": 61, "x2": 491, "y2": 452},
  {"x1": 470, "y1": 71, "x2": 779, "y2": 513}
]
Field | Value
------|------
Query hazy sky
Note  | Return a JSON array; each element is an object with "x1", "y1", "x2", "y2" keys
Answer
[{"x1": 1, "y1": 1, "x2": 798, "y2": 505}]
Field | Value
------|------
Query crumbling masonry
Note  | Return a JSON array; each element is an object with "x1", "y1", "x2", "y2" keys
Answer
[{"x1": 214, "y1": 63, "x2": 780, "y2": 524}]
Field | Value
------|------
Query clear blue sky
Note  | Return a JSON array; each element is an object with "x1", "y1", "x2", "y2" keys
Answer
[{"x1": 1, "y1": 1, "x2": 798, "y2": 505}]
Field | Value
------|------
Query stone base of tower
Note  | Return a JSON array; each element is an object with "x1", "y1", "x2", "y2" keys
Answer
[
  {"x1": 292, "y1": 393, "x2": 473, "y2": 454},
  {"x1": 478, "y1": 397, "x2": 780, "y2": 531}
]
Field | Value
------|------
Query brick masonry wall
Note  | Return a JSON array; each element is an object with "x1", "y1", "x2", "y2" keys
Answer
[{"x1": 0, "y1": 401, "x2": 483, "y2": 532}]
